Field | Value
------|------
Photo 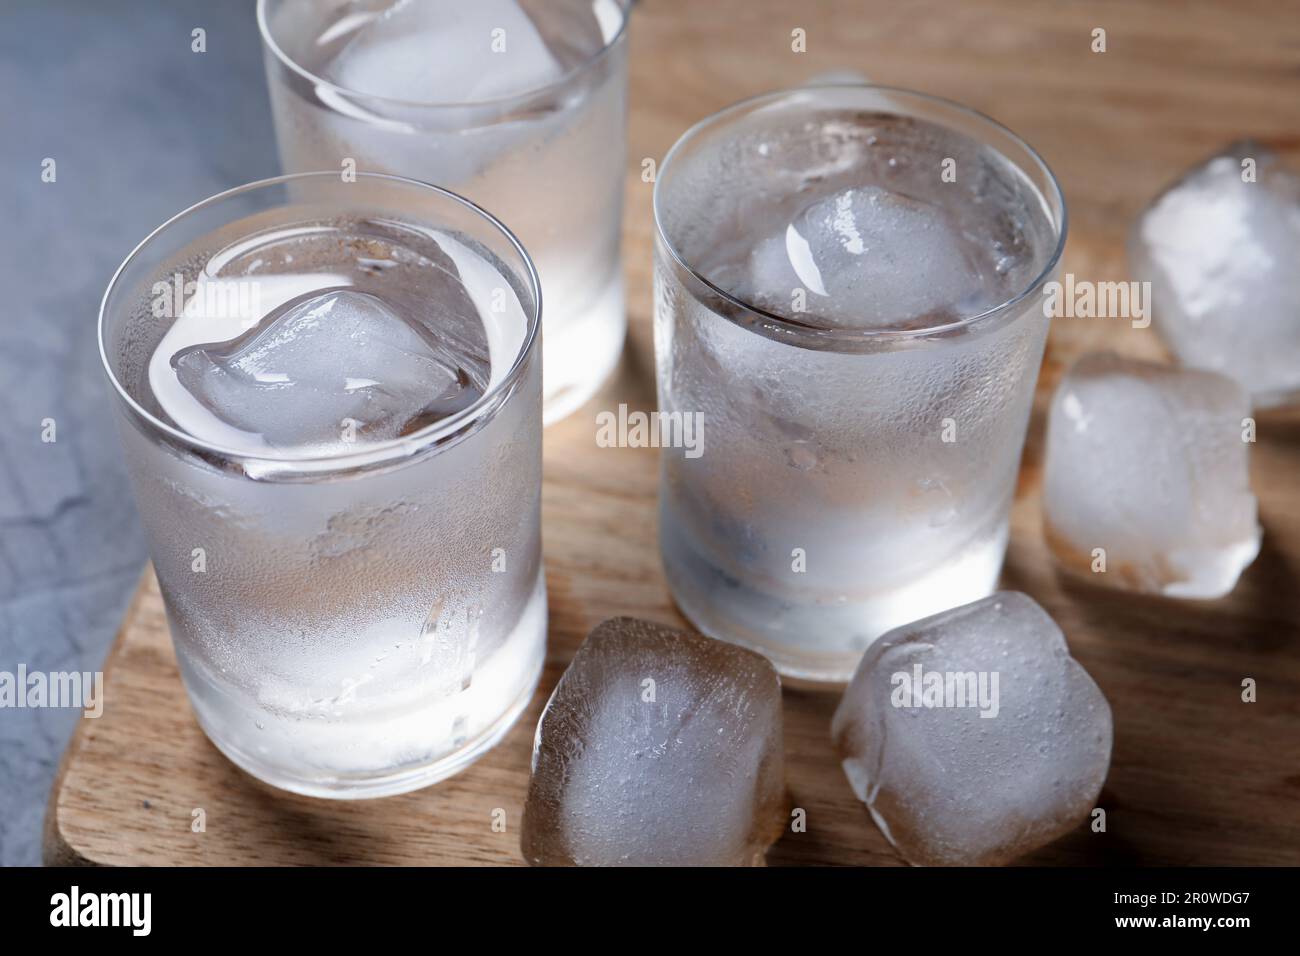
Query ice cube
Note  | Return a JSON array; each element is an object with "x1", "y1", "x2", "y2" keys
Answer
[
  {"x1": 173, "y1": 289, "x2": 483, "y2": 455},
  {"x1": 741, "y1": 186, "x2": 998, "y2": 329},
  {"x1": 521, "y1": 617, "x2": 786, "y2": 866},
  {"x1": 326, "y1": 0, "x2": 563, "y2": 104},
  {"x1": 1130, "y1": 141, "x2": 1300, "y2": 408},
  {"x1": 1043, "y1": 352, "x2": 1261, "y2": 598},
  {"x1": 831, "y1": 591, "x2": 1112, "y2": 866}
]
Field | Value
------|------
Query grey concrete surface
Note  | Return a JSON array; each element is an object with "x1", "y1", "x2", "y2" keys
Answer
[{"x1": 0, "y1": 0, "x2": 278, "y2": 865}]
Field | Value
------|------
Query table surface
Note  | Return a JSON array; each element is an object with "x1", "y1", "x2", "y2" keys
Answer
[
  {"x1": 44, "y1": 0, "x2": 1300, "y2": 866},
  {"x1": 0, "y1": 0, "x2": 279, "y2": 867}
]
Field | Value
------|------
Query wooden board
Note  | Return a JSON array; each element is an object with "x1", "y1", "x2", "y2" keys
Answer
[{"x1": 46, "y1": 0, "x2": 1300, "y2": 866}]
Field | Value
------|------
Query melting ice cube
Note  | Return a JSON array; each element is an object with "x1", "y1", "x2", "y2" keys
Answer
[
  {"x1": 1130, "y1": 141, "x2": 1300, "y2": 408},
  {"x1": 521, "y1": 617, "x2": 786, "y2": 866},
  {"x1": 831, "y1": 591, "x2": 1113, "y2": 866},
  {"x1": 173, "y1": 289, "x2": 483, "y2": 455},
  {"x1": 1043, "y1": 352, "x2": 1261, "y2": 598},
  {"x1": 325, "y1": 0, "x2": 563, "y2": 104},
  {"x1": 742, "y1": 186, "x2": 1002, "y2": 329}
]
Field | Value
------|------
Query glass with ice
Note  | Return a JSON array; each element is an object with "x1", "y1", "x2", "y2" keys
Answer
[
  {"x1": 653, "y1": 87, "x2": 1066, "y2": 681},
  {"x1": 99, "y1": 173, "x2": 544, "y2": 797},
  {"x1": 258, "y1": 0, "x2": 631, "y2": 424}
]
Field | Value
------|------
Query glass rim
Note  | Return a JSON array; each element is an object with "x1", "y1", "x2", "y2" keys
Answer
[
  {"x1": 652, "y1": 83, "x2": 1069, "y2": 345},
  {"x1": 98, "y1": 170, "x2": 542, "y2": 472},
  {"x1": 256, "y1": 0, "x2": 631, "y2": 111}
]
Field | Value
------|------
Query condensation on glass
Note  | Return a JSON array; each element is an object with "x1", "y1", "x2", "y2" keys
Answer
[
  {"x1": 652, "y1": 86, "x2": 1067, "y2": 681},
  {"x1": 258, "y1": 0, "x2": 631, "y2": 425},
  {"x1": 99, "y1": 173, "x2": 545, "y2": 796}
]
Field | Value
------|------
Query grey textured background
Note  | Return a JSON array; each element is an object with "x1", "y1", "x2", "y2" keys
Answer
[{"x1": 0, "y1": 0, "x2": 277, "y2": 866}]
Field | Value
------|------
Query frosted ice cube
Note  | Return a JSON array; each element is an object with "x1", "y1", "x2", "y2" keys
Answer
[
  {"x1": 1043, "y1": 352, "x2": 1261, "y2": 598},
  {"x1": 521, "y1": 617, "x2": 786, "y2": 866},
  {"x1": 326, "y1": 0, "x2": 563, "y2": 104},
  {"x1": 1130, "y1": 141, "x2": 1300, "y2": 407},
  {"x1": 173, "y1": 289, "x2": 482, "y2": 455},
  {"x1": 831, "y1": 591, "x2": 1112, "y2": 866},
  {"x1": 742, "y1": 186, "x2": 995, "y2": 328}
]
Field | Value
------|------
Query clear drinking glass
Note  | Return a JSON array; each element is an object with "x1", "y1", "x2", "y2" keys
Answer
[
  {"x1": 258, "y1": 0, "x2": 631, "y2": 425},
  {"x1": 653, "y1": 86, "x2": 1067, "y2": 682},
  {"x1": 99, "y1": 172, "x2": 545, "y2": 797}
]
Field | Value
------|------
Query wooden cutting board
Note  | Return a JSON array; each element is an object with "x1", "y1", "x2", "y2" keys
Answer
[{"x1": 46, "y1": 0, "x2": 1300, "y2": 866}]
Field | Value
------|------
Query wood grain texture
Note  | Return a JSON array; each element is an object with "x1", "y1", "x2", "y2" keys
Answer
[{"x1": 47, "y1": 0, "x2": 1300, "y2": 866}]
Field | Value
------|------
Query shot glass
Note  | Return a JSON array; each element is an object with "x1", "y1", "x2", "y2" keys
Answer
[
  {"x1": 653, "y1": 86, "x2": 1066, "y2": 682},
  {"x1": 258, "y1": 0, "x2": 631, "y2": 425},
  {"x1": 99, "y1": 172, "x2": 544, "y2": 797}
]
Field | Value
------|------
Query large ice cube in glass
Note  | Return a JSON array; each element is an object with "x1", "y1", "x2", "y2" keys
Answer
[
  {"x1": 1043, "y1": 352, "x2": 1261, "y2": 598},
  {"x1": 325, "y1": 0, "x2": 563, "y2": 104},
  {"x1": 1130, "y1": 141, "x2": 1300, "y2": 408},
  {"x1": 745, "y1": 186, "x2": 995, "y2": 328},
  {"x1": 831, "y1": 591, "x2": 1112, "y2": 866},
  {"x1": 173, "y1": 289, "x2": 483, "y2": 455},
  {"x1": 521, "y1": 617, "x2": 786, "y2": 866}
]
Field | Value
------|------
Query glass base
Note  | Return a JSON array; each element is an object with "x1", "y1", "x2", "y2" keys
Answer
[
  {"x1": 660, "y1": 509, "x2": 1008, "y2": 683},
  {"x1": 181, "y1": 574, "x2": 548, "y2": 799},
  {"x1": 542, "y1": 275, "x2": 625, "y2": 426},
  {"x1": 195, "y1": 665, "x2": 541, "y2": 799}
]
